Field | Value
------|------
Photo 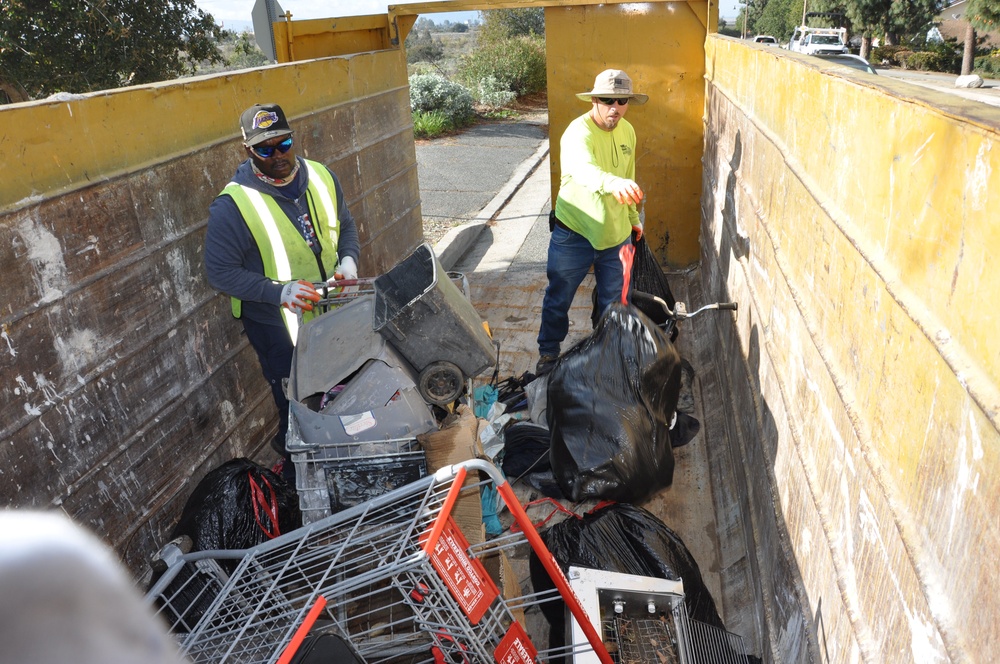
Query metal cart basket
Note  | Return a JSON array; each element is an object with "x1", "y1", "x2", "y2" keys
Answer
[{"x1": 146, "y1": 459, "x2": 615, "y2": 664}]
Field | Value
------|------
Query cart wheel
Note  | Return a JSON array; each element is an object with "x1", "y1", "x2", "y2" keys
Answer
[{"x1": 418, "y1": 361, "x2": 465, "y2": 406}]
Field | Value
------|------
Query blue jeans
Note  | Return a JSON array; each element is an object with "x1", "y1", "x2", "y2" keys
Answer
[
  {"x1": 537, "y1": 225, "x2": 631, "y2": 356},
  {"x1": 242, "y1": 318, "x2": 296, "y2": 480}
]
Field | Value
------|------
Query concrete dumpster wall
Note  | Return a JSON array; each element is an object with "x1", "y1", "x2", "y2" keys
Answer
[
  {"x1": 0, "y1": 48, "x2": 421, "y2": 572},
  {"x1": 701, "y1": 35, "x2": 1000, "y2": 662}
]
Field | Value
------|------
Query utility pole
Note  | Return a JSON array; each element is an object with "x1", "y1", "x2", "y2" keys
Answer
[{"x1": 742, "y1": 0, "x2": 750, "y2": 38}]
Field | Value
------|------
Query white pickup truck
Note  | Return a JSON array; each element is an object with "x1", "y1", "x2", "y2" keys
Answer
[{"x1": 788, "y1": 27, "x2": 849, "y2": 55}]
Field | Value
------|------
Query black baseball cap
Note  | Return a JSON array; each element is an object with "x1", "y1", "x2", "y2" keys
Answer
[{"x1": 240, "y1": 103, "x2": 292, "y2": 146}]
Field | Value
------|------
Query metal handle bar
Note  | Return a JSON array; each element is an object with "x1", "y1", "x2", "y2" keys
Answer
[
  {"x1": 651, "y1": 295, "x2": 738, "y2": 321},
  {"x1": 305, "y1": 278, "x2": 377, "y2": 310},
  {"x1": 311, "y1": 277, "x2": 376, "y2": 290}
]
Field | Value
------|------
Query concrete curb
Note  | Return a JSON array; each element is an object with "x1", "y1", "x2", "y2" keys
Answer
[{"x1": 434, "y1": 140, "x2": 550, "y2": 271}]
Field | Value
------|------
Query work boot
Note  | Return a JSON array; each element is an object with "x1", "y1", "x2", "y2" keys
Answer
[
  {"x1": 535, "y1": 354, "x2": 559, "y2": 376},
  {"x1": 669, "y1": 412, "x2": 701, "y2": 448},
  {"x1": 676, "y1": 358, "x2": 696, "y2": 414}
]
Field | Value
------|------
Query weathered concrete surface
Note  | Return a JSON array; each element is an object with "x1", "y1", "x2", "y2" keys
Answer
[
  {"x1": 702, "y1": 35, "x2": 1000, "y2": 662},
  {"x1": 0, "y1": 49, "x2": 423, "y2": 573}
]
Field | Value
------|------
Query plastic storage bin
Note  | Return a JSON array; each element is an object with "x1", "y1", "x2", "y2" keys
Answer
[{"x1": 292, "y1": 438, "x2": 427, "y2": 523}]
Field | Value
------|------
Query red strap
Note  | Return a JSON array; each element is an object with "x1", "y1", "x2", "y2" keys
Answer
[
  {"x1": 510, "y1": 497, "x2": 581, "y2": 533},
  {"x1": 619, "y1": 243, "x2": 635, "y2": 304},
  {"x1": 248, "y1": 472, "x2": 281, "y2": 539},
  {"x1": 587, "y1": 500, "x2": 618, "y2": 514}
]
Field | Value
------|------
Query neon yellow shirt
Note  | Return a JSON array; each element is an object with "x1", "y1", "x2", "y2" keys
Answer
[{"x1": 553, "y1": 113, "x2": 639, "y2": 250}]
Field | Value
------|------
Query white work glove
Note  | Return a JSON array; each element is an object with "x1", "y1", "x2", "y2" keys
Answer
[
  {"x1": 631, "y1": 222, "x2": 644, "y2": 242},
  {"x1": 326, "y1": 256, "x2": 359, "y2": 297},
  {"x1": 280, "y1": 280, "x2": 320, "y2": 312},
  {"x1": 609, "y1": 178, "x2": 644, "y2": 206},
  {"x1": 335, "y1": 256, "x2": 358, "y2": 281}
]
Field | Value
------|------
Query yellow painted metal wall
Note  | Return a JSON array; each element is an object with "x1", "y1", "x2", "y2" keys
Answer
[
  {"x1": 701, "y1": 35, "x2": 1000, "y2": 661},
  {"x1": 0, "y1": 47, "x2": 422, "y2": 571},
  {"x1": 272, "y1": 14, "x2": 396, "y2": 62},
  {"x1": 545, "y1": 1, "x2": 716, "y2": 267}
]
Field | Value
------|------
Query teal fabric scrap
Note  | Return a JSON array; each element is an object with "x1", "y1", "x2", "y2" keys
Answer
[{"x1": 473, "y1": 384, "x2": 499, "y2": 419}]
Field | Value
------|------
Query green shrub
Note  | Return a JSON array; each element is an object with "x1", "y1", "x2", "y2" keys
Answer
[
  {"x1": 891, "y1": 49, "x2": 914, "y2": 67},
  {"x1": 903, "y1": 51, "x2": 935, "y2": 70},
  {"x1": 458, "y1": 35, "x2": 546, "y2": 97},
  {"x1": 871, "y1": 45, "x2": 910, "y2": 66},
  {"x1": 476, "y1": 75, "x2": 517, "y2": 109},
  {"x1": 412, "y1": 110, "x2": 451, "y2": 138},
  {"x1": 974, "y1": 54, "x2": 1000, "y2": 76},
  {"x1": 406, "y1": 29, "x2": 444, "y2": 64},
  {"x1": 921, "y1": 41, "x2": 962, "y2": 73},
  {"x1": 408, "y1": 74, "x2": 475, "y2": 127}
]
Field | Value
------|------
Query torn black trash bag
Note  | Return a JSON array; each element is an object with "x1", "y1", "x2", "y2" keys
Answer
[
  {"x1": 547, "y1": 302, "x2": 681, "y2": 503},
  {"x1": 171, "y1": 458, "x2": 302, "y2": 553},
  {"x1": 528, "y1": 504, "x2": 727, "y2": 664},
  {"x1": 151, "y1": 459, "x2": 302, "y2": 631},
  {"x1": 532, "y1": 502, "x2": 723, "y2": 629}
]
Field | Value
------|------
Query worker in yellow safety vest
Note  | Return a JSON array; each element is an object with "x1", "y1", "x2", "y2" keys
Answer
[{"x1": 204, "y1": 103, "x2": 361, "y2": 474}]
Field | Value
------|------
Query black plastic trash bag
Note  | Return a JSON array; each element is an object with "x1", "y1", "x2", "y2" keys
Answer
[
  {"x1": 531, "y1": 503, "x2": 761, "y2": 664},
  {"x1": 171, "y1": 458, "x2": 302, "y2": 552},
  {"x1": 547, "y1": 302, "x2": 681, "y2": 503},
  {"x1": 631, "y1": 235, "x2": 676, "y2": 311},
  {"x1": 590, "y1": 236, "x2": 677, "y2": 340},
  {"x1": 531, "y1": 502, "x2": 723, "y2": 629}
]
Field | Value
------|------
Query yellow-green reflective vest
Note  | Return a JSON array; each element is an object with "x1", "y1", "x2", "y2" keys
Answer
[{"x1": 221, "y1": 159, "x2": 341, "y2": 343}]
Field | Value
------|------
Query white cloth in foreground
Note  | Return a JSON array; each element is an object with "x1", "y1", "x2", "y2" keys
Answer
[{"x1": 0, "y1": 510, "x2": 187, "y2": 664}]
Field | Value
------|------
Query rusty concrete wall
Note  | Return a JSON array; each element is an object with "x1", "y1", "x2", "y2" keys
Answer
[
  {"x1": 701, "y1": 36, "x2": 1000, "y2": 662},
  {"x1": 0, "y1": 49, "x2": 421, "y2": 573}
]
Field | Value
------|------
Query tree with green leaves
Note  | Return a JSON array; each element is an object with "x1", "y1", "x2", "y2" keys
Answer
[
  {"x1": 229, "y1": 31, "x2": 269, "y2": 70},
  {"x1": 843, "y1": 0, "x2": 894, "y2": 57},
  {"x1": 479, "y1": 8, "x2": 545, "y2": 41},
  {"x1": 737, "y1": 0, "x2": 770, "y2": 38},
  {"x1": 457, "y1": 7, "x2": 545, "y2": 101},
  {"x1": 0, "y1": 0, "x2": 223, "y2": 99},
  {"x1": 962, "y1": 0, "x2": 1000, "y2": 73},
  {"x1": 754, "y1": 0, "x2": 804, "y2": 40},
  {"x1": 885, "y1": 0, "x2": 941, "y2": 44},
  {"x1": 405, "y1": 28, "x2": 444, "y2": 64}
]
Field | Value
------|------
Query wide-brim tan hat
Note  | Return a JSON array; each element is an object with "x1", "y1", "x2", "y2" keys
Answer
[{"x1": 576, "y1": 69, "x2": 648, "y2": 104}]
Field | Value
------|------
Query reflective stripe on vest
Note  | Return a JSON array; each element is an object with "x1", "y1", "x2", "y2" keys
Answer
[{"x1": 220, "y1": 159, "x2": 341, "y2": 344}]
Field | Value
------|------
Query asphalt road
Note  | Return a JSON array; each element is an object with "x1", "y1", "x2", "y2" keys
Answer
[{"x1": 415, "y1": 119, "x2": 548, "y2": 243}]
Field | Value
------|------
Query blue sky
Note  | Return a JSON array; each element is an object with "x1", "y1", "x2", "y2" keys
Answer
[{"x1": 198, "y1": 0, "x2": 742, "y2": 30}]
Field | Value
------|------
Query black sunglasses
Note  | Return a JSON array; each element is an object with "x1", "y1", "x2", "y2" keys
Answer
[
  {"x1": 597, "y1": 97, "x2": 630, "y2": 106},
  {"x1": 251, "y1": 136, "x2": 293, "y2": 159}
]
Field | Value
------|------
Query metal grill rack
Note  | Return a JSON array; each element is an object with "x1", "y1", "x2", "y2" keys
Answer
[{"x1": 568, "y1": 567, "x2": 750, "y2": 664}]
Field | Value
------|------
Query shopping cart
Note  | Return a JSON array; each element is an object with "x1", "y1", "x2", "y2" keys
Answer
[{"x1": 146, "y1": 458, "x2": 615, "y2": 664}]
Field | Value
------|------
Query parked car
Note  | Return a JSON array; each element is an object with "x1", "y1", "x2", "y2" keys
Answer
[
  {"x1": 752, "y1": 35, "x2": 778, "y2": 44},
  {"x1": 811, "y1": 53, "x2": 878, "y2": 75}
]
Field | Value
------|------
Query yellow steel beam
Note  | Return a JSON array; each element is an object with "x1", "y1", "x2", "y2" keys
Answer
[{"x1": 387, "y1": 0, "x2": 708, "y2": 52}]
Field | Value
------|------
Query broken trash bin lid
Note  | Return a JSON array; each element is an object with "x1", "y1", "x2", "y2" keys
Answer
[{"x1": 288, "y1": 294, "x2": 417, "y2": 401}]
